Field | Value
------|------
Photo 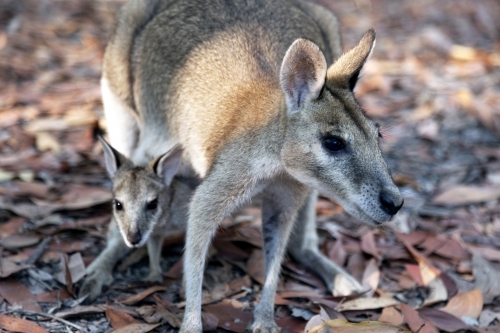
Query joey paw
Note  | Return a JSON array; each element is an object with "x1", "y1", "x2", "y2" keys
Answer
[
  {"x1": 142, "y1": 271, "x2": 164, "y2": 284},
  {"x1": 79, "y1": 270, "x2": 114, "y2": 302},
  {"x1": 245, "y1": 323, "x2": 288, "y2": 333},
  {"x1": 332, "y1": 273, "x2": 364, "y2": 297}
]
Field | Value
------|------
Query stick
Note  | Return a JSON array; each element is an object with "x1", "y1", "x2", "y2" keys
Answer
[{"x1": 7, "y1": 309, "x2": 87, "y2": 333}]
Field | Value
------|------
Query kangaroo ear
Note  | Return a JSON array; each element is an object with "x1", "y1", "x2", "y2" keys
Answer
[
  {"x1": 280, "y1": 38, "x2": 327, "y2": 113},
  {"x1": 327, "y1": 28, "x2": 376, "y2": 91},
  {"x1": 98, "y1": 135, "x2": 130, "y2": 178},
  {"x1": 151, "y1": 146, "x2": 183, "y2": 186}
]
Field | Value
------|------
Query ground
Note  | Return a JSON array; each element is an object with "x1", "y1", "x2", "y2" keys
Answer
[{"x1": 0, "y1": 0, "x2": 499, "y2": 332}]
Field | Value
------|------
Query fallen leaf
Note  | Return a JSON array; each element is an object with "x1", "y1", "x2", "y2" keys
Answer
[
  {"x1": 337, "y1": 297, "x2": 399, "y2": 311},
  {"x1": 307, "y1": 318, "x2": 410, "y2": 333},
  {"x1": 361, "y1": 258, "x2": 380, "y2": 297},
  {"x1": 418, "y1": 308, "x2": 469, "y2": 332},
  {"x1": 0, "y1": 234, "x2": 41, "y2": 250},
  {"x1": 0, "y1": 314, "x2": 48, "y2": 333},
  {"x1": 164, "y1": 255, "x2": 183, "y2": 280},
  {"x1": 379, "y1": 306, "x2": 404, "y2": 326},
  {"x1": 479, "y1": 310, "x2": 500, "y2": 328},
  {"x1": 35, "y1": 132, "x2": 61, "y2": 153},
  {"x1": 110, "y1": 323, "x2": 160, "y2": 333},
  {"x1": 119, "y1": 285, "x2": 169, "y2": 305},
  {"x1": 441, "y1": 289, "x2": 483, "y2": 320},
  {"x1": 136, "y1": 304, "x2": 181, "y2": 327},
  {"x1": 0, "y1": 256, "x2": 30, "y2": 278},
  {"x1": 32, "y1": 184, "x2": 112, "y2": 211},
  {"x1": 0, "y1": 279, "x2": 41, "y2": 311},
  {"x1": 106, "y1": 304, "x2": 140, "y2": 329},
  {"x1": 472, "y1": 253, "x2": 500, "y2": 303},
  {"x1": 361, "y1": 232, "x2": 379, "y2": 259},
  {"x1": 201, "y1": 312, "x2": 219, "y2": 331},
  {"x1": 55, "y1": 305, "x2": 105, "y2": 318},
  {"x1": 400, "y1": 303, "x2": 424, "y2": 332},
  {"x1": 247, "y1": 249, "x2": 265, "y2": 285},
  {"x1": 432, "y1": 185, "x2": 500, "y2": 206},
  {"x1": 422, "y1": 277, "x2": 448, "y2": 307},
  {"x1": 204, "y1": 300, "x2": 252, "y2": 333},
  {"x1": 0, "y1": 216, "x2": 26, "y2": 238},
  {"x1": 35, "y1": 289, "x2": 72, "y2": 302}
]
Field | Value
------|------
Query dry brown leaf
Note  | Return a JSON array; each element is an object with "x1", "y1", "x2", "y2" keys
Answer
[
  {"x1": 307, "y1": 318, "x2": 410, "y2": 333},
  {"x1": 110, "y1": 323, "x2": 160, "y2": 333},
  {"x1": 361, "y1": 258, "x2": 380, "y2": 297},
  {"x1": 136, "y1": 304, "x2": 181, "y2": 327},
  {"x1": 0, "y1": 234, "x2": 41, "y2": 250},
  {"x1": 0, "y1": 314, "x2": 48, "y2": 333},
  {"x1": 246, "y1": 249, "x2": 265, "y2": 285},
  {"x1": 379, "y1": 306, "x2": 404, "y2": 326},
  {"x1": 119, "y1": 285, "x2": 169, "y2": 305},
  {"x1": 472, "y1": 253, "x2": 500, "y2": 303},
  {"x1": 106, "y1": 304, "x2": 140, "y2": 329},
  {"x1": 337, "y1": 297, "x2": 399, "y2": 311},
  {"x1": 32, "y1": 184, "x2": 112, "y2": 211},
  {"x1": 418, "y1": 308, "x2": 469, "y2": 332},
  {"x1": 400, "y1": 303, "x2": 424, "y2": 332},
  {"x1": 0, "y1": 279, "x2": 41, "y2": 312},
  {"x1": 422, "y1": 277, "x2": 448, "y2": 307},
  {"x1": 201, "y1": 312, "x2": 219, "y2": 331},
  {"x1": 360, "y1": 232, "x2": 379, "y2": 259},
  {"x1": 441, "y1": 289, "x2": 483, "y2": 320},
  {"x1": 432, "y1": 185, "x2": 500, "y2": 206},
  {"x1": 55, "y1": 305, "x2": 105, "y2": 318},
  {"x1": 0, "y1": 257, "x2": 30, "y2": 278},
  {"x1": 35, "y1": 132, "x2": 61, "y2": 153},
  {"x1": 203, "y1": 300, "x2": 252, "y2": 333}
]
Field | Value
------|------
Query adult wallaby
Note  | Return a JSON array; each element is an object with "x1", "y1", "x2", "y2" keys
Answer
[
  {"x1": 79, "y1": 137, "x2": 194, "y2": 302},
  {"x1": 102, "y1": 0, "x2": 403, "y2": 332}
]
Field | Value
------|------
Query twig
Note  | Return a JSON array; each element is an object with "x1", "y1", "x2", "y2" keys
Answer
[
  {"x1": 24, "y1": 236, "x2": 52, "y2": 265},
  {"x1": 7, "y1": 309, "x2": 87, "y2": 333}
]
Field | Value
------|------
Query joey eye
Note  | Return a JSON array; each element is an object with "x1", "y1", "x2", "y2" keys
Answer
[
  {"x1": 322, "y1": 136, "x2": 345, "y2": 153},
  {"x1": 378, "y1": 132, "x2": 383, "y2": 138},
  {"x1": 146, "y1": 199, "x2": 158, "y2": 210},
  {"x1": 114, "y1": 200, "x2": 123, "y2": 211}
]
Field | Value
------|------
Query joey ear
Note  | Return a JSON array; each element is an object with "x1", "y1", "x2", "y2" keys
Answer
[
  {"x1": 327, "y1": 28, "x2": 376, "y2": 91},
  {"x1": 98, "y1": 135, "x2": 130, "y2": 178},
  {"x1": 280, "y1": 38, "x2": 327, "y2": 113},
  {"x1": 150, "y1": 146, "x2": 183, "y2": 186}
]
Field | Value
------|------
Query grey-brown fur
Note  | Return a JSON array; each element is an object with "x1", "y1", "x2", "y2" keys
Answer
[
  {"x1": 101, "y1": 1, "x2": 403, "y2": 332},
  {"x1": 79, "y1": 138, "x2": 194, "y2": 302}
]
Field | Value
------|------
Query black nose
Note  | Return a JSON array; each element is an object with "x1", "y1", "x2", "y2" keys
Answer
[
  {"x1": 128, "y1": 230, "x2": 142, "y2": 246},
  {"x1": 379, "y1": 192, "x2": 403, "y2": 216}
]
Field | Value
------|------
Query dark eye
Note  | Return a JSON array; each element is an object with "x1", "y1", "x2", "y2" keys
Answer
[
  {"x1": 114, "y1": 200, "x2": 123, "y2": 211},
  {"x1": 322, "y1": 136, "x2": 345, "y2": 152},
  {"x1": 378, "y1": 132, "x2": 383, "y2": 138},
  {"x1": 146, "y1": 199, "x2": 158, "y2": 210}
]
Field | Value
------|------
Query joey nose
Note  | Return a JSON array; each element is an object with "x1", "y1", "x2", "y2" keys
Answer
[
  {"x1": 379, "y1": 192, "x2": 403, "y2": 216},
  {"x1": 128, "y1": 230, "x2": 142, "y2": 246}
]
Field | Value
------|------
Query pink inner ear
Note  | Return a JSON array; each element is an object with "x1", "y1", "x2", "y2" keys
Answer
[{"x1": 281, "y1": 39, "x2": 327, "y2": 112}]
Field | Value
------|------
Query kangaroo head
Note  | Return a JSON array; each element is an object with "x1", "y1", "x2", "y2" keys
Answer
[
  {"x1": 99, "y1": 136, "x2": 183, "y2": 247},
  {"x1": 279, "y1": 29, "x2": 403, "y2": 225}
]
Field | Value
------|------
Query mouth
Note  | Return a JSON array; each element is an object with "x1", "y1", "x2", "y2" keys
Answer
[{"x1": 344, "y1": 203, "x2": 391, "y2": 226}]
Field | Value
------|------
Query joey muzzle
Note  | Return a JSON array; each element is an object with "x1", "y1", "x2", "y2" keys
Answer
[{"x1": 127, "y1": 229, "x2": 143, "y2": 247}]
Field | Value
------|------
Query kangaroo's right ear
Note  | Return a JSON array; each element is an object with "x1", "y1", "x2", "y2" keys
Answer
[
  {"x1": 98, "y1": 135, "x2": 130, "y2": 177},
  {"x1": 151, "y1": 145, "x2": 183, "y2": 187},
  {"x1": 280, "y1": 38, "x2": 327, "y2": 114}
]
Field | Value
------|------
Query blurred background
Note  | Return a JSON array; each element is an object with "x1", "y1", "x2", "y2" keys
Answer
[{"x1": 0, "y1": 1, "x2": 500, "y2": 332}]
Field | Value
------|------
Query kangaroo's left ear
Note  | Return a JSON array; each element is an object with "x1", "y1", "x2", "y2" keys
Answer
[
  {"x1": 280, "y1": 38, "x2": 327, "y2": 114},
  {"x1": 150, "y1": 146, "x2": 183, "y2": 186},
  {"x1": 327, "y1": 28, "x2": 376, "y2": 91}
]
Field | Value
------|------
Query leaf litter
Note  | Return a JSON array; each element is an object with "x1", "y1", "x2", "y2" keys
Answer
[{"x1": 1, "y1": 0, "x2": 500, "y2": 332}]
